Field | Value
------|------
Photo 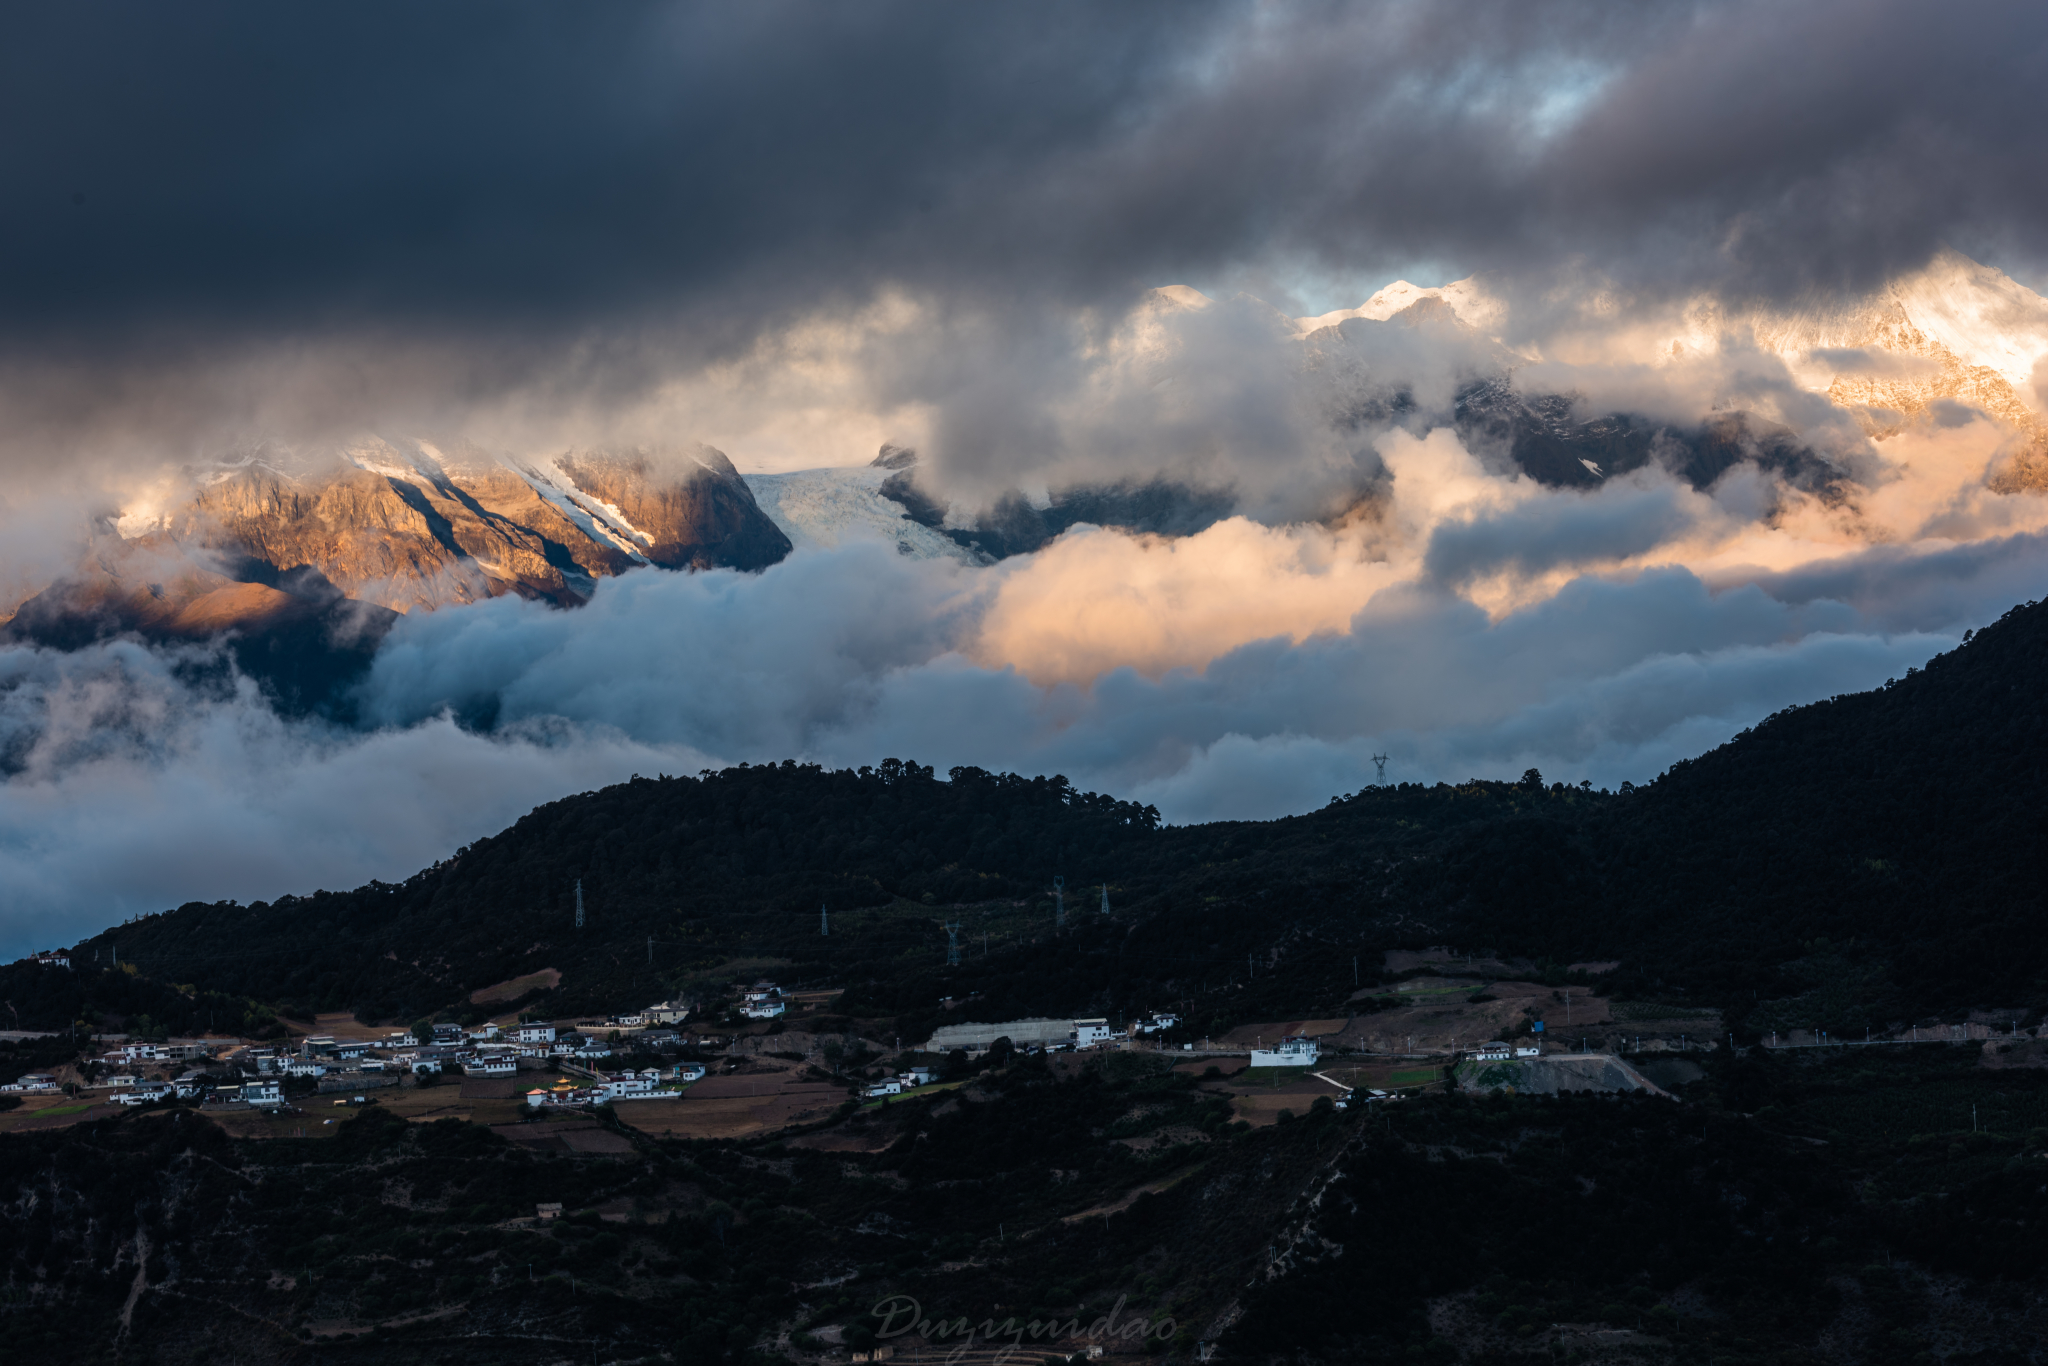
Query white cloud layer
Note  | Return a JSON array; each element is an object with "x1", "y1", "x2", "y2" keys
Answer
[
  {"x1": 7, "y1": 256, "x2": 2048, "y2": 959},
  {"x1": 8, "y1": 411, "x2": 2043, "y2": 956}
]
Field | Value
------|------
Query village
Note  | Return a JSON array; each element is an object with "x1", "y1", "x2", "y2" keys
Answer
[{"x1": 6, "y1": 947, "x2": 2038, "y2": 1141}]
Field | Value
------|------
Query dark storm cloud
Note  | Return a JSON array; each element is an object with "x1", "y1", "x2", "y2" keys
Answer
[
  {"x1": 4, "y1": 0, "x2": 2043, "y2": 354},
  {"x1": 1422, "y1": 480, "x2": 1702, "y2": 587},
  {"x1": 0, "y1": 2, "x2": 1216, "y2": 339}
]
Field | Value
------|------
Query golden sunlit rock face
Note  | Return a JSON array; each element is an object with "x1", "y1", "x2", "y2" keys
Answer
[{"x1": 2, "y1": 438, "x2": 792, "y2": 636}]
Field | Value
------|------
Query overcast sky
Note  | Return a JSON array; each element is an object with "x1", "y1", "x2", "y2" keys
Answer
[{"x1": 4, "y1": 1, "x2": 2046, "y2": 427}]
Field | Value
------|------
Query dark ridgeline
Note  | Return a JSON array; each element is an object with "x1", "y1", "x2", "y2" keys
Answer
[{"x1": 46, "y1": 594, "x2": 2048, "y2": 1042}]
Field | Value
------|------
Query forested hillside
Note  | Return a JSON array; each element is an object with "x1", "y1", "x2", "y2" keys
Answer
[{"x1": 29, "y1": 596, "x2": 2048, "y2": 1040}]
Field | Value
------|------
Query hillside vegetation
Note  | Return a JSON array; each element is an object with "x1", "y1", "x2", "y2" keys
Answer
[{"x1": 34, "y1": 596, "x2": 2046, "y2": 1044}]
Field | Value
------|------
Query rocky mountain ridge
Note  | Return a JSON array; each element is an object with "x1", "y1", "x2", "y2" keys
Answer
[
  {"x1": 1, "y1": 436, "x2": 792, "y2": 709},
  {"x1": 1318, "y1": 247, "x2": 2048, "y2": 488}
]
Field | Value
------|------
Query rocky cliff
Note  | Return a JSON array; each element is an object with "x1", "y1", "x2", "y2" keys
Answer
[{"x1": 2, "y1": 436, "x2": 792, "y2": 710}]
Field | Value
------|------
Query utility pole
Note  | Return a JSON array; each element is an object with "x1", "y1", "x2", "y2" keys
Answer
[
  {"x1": 945, "y1": 921, "x2": 963, "y2": 967},
  {"x1": 1054, "y1": 877, "x2": 1065, "y2": 933},
  {"x1": 647, "y1": 936, "x2": 653, "y2": 966},
  {"x1": 820, "y1": 905, "x2": 829, "y2": 936},
  {"x1": 575, "y1": 879, "x2": 584, "y2": 931},
  {"x1": 1353, "y1": 957, "x2": 1358, "y2": 988}
]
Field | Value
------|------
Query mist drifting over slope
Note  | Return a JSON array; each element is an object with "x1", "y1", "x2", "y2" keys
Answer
[{"x1": 4, "y1": 0, "x2": 2048, "y2": 951}]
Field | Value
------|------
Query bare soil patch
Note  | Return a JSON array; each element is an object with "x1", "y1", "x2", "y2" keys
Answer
[
  {"x1": 306, "y1": 1012, "x2": 389, "y2": 1041},
  {"x1": 205, "y1": 1110, "x2": 341, "y2": 1140},
  {"x1": 1173, "y1": 1057, "x2": 1246, "y2": 1077},
  {"x1": 0, "y1": 1097, "x2": 121, "y2": 1133},
  {"x1": 487, "y1": 1119, "x2": 634, "y2": 1155},
  {"x1": 1199, "y1": 1071, "x2": 1347, "y2": 1126},
  {"x1": 688, "y1": 1073, "x2": 827, "y2": 1100},
  {"x1": 470, "y1": 968, "x2": 560, "y2": 1004},
  {"x1": 615, "y1": 1082, "x2": 847, "y2": 1141}
]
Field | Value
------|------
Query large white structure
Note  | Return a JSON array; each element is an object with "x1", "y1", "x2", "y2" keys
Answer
[
  {"x1": 927, "y1": 1017, "x2": 1082, "y2": 1051},
  {"x1": 1251, "y1": 1035, "x2": 1320, "y2": 1068}
]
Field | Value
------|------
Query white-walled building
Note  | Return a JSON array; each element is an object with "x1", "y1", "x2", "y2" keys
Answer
[
  {"x1": 1073, "y1": 1019, "x2": 1114, "y2": 1048},
  {"x1": 1250, "y1": 1035, "x2": 1320, "y2": 1068}
]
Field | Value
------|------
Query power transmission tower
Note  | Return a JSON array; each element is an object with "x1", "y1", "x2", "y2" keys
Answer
[
  {"x1": 1372, "y1": 753, "x2": 1389, "y2": 783},
  {"x1": 1100, "y1": 883, "x2": 1110, "y2": 916},
  {"x1": 575, "y1": 879, "x2": 584, "y2": 931},
  {"x1": 820, "y1": 905, "x2": 829, "y2": 936},
  {"x1": 944, "y1": 920, "x2": 963, "y2": 967},
  {"x1": 1054, "y1": 876, "x2": 1065, "y2": 933}
]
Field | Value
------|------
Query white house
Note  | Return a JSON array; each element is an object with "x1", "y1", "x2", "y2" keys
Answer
[
  {"x1": 865, "y1": 1080, "x2": 902, "y2": 1099},
  {"x1": 742, "y1": 981, "x2": 780, "y2": 1003},
  {"x1": 463, "y1": 1057, "x2": 517, "y2": 1077},
  {"x1": 1514, "y1": 1044, "x2": 1541, "y2": 1058},
  {"x1": 644, "y1": 1001, "x2": 690, "y2": 1025},
  {"x1": 598, "y1": 1075, "x2": 654, "y2": 1100},
  {"x1": 1073, "y1": 1019, "x2": 1114, "y2": 1047},
  {"x1": 28, "y1": 950, "x2": 69, "y2": 969},
  {"x1": 515, "y1": 1023, "x2": 557, "y2": 1045},
  {"x1": 1250, "y1": 1035, "x2": 1320, "y2": 1068},
  {"x1": 1133, "y1": 1013, "x2": 1180, "y2": 1035},
  {"x1": 245, "y1": 1079, "x2": 284, "y2": 1106},
  {"x1": 741, "y1": 1000, "x2": 787, "y2": 1019},
  {"x1": 1472, "y1": 1041, "x2": 1511, "y2": 1061},
  {"x1": 676, "y1": 1064, "x2": 707, "y2": 1083}
]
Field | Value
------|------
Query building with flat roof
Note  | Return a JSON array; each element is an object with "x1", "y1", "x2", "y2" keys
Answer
[{"x1": 926, "y1": 1017, "x2": 1082, "y2": 1051}]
